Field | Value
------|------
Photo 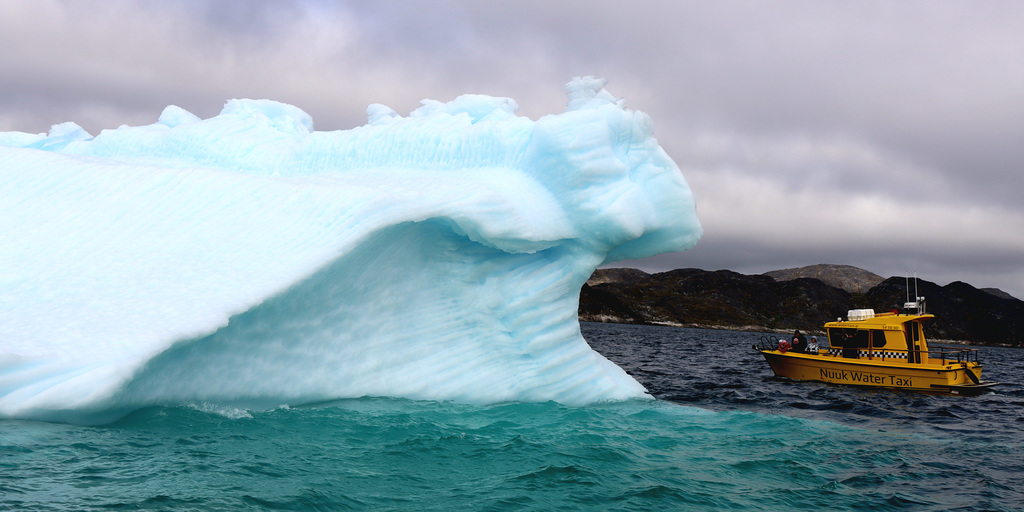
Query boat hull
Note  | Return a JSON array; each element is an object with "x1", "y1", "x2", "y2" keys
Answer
[{"x1": 758, "y1": 350, "x2": 989, "y2": 395}]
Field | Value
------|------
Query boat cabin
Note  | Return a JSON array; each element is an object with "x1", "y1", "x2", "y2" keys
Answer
[{"x1": 823, "y1": 309, "x2": 932, "y2": 364}]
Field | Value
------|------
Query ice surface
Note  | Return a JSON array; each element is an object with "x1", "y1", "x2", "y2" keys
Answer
[{"x1": 0, "y1": 77, "x2": 701, "y2": 422}]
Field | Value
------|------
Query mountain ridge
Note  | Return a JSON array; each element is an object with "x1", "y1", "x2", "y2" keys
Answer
[
  {"x1": 762, "y1": 264, "x2": 883, "y2": 294},
  {"x1": 580, "y1": 265, "x2": 1024, "y2": 346}
]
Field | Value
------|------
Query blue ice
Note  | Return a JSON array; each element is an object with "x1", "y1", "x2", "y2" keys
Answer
[{"x1": 0, "y1": 77, "x2": 701, "y2": 421}]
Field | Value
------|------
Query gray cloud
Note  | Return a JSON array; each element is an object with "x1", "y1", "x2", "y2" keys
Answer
[{"x1": 2, "y1": 0, "x2": 1022, "y2": 298}]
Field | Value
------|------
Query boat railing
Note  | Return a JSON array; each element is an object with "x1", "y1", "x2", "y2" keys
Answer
[
  {"x1": 753, "y1": 334, "x2": 783, "y2": 352},
  {"x1": 755, "y1": 334, "x2": 982, "y2": 365},
  {"x1": 929, "y1": 345, "x2": 982, "y2": 365},
  {"x1": 823, "y1": 345, "x2": 981, "y2": 364},
  {"x1": 752, "y1": 334, "x2": 826, "y2": 355}
]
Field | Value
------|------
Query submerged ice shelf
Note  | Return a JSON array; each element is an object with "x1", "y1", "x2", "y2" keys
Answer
[{"x1": 0, "y1": 77, "x2": 701, "y2": 422}]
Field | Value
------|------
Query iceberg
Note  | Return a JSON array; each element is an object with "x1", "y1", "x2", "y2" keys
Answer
[{"x1": 0, "y1": 77, "x2": 701, "y2": 422}]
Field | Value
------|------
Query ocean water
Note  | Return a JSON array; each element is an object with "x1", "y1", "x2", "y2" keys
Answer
[{"x1": 2, "y1": 323, "x2": 1021, "y2": 511}]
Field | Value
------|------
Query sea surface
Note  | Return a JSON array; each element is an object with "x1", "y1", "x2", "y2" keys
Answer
[{"x1": 3, "y1": 322, "x2": 1022, "y2": 511}]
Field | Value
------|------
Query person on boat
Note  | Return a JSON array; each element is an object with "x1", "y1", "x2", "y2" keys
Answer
[
  {"x1": 777, "y1": 339, "x2": 791, "y2": 352},
  {"x1": 807, "y1": 336, "x2": 819, "y2": 354},
  {"x1": 791, "y1": 330, "x2": 807, "y2": 353}
]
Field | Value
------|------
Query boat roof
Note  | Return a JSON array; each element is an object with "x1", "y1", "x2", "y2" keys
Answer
[{"x1": 824, "y1": 312, "x2": 934, "y2": 330}]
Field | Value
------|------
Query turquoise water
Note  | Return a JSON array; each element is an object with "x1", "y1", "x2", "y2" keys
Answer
[
  {"x1": 3, "y1": 324, "x2": 1022, "y2": 511},
  {"x1": 0, "y1": 399, "x2": 940, "y2": 511}
]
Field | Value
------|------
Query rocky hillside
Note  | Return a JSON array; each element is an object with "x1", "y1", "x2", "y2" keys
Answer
[
  {"x1": 762, "y1": 264, "x2": 883, "y2": 294},
  {"x1": 579, "y1": 267, "x2": 1024, "y2": 347}
]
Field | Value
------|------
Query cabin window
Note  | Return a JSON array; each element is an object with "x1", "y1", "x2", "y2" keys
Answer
[
  {"x1": 826, "y1": 328, "x2": 840, "y2": 345},
  {"x1": 827, "y1": 328, "x2": 860, "y2": 346},
  {"x1": 871, "y1": 330, "x2": 887, "y2": 347},
  {"x1": 905, "y1": 321, "x2": 922, "y2": 364},
  {"x1": 851, "y1": 330, "x2": 869, "y2": 347},
  {"x1": 827, "y1": 328, "x2": 866, "y2": 358},
  {"x1": 908, "y1": 322, "x2": 920, "y2": 342}
]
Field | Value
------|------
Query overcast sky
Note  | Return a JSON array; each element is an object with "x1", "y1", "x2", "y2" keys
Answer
[{"x1": 3, "y1": 0, "x2": 1023, "y2": 299}]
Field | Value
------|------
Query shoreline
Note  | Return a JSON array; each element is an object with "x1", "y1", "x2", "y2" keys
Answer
[{"x1": 578, "y1": 317, "x2": 1021, "y2": 348}]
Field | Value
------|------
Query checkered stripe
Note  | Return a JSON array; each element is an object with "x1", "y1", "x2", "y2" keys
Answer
[
  {"x1": 864, "y1": 351, "x2": 907, "y2": 359},
  {"x1": 827, "y1": 349, "x2": 908, "y2": 359}
]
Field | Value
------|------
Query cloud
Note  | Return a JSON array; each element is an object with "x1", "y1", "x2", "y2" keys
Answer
[
  {"x1": 1, "y1": 0, "x2": 1022, "y2": 298},
  {"x1": 0, "y1": 1, "x2": 441, "y2": 132}
]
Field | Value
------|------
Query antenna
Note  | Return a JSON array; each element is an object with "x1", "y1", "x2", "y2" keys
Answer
[{"x1": 902, "y1": 273, "x2": 925, "y2": 314}]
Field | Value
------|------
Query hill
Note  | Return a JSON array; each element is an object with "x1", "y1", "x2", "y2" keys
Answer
[
  {"x1": 762, "y1": 264, "x2": 883, "y2": 294},
  {"x1": 580, "y1": 267, "x2": 1024, "y2": 347}
]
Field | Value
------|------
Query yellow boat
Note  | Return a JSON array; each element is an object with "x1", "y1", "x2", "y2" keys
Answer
[{"x1": 753, "y1": 297, "x2": 998, "y2": 395}]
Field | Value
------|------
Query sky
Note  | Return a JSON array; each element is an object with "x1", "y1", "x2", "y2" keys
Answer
[{"x1": 2, "y1": 0, "x2": 1023, "y2": 300}]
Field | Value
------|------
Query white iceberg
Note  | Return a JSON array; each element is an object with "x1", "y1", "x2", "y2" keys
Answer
[{"x1": 0, "y1": 77, "x2": 701, "y2": 422}]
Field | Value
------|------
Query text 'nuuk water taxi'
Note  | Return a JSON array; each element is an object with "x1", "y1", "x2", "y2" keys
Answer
[{"x1": 753, "y1": 296, "x2": 998, "y2": 395}]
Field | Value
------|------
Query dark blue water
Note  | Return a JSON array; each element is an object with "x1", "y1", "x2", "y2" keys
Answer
[{"x1": 2, "y1": 323, "x2": 1021, "y2": 511}]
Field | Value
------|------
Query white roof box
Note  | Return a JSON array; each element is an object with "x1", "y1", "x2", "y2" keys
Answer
[{"x1": 847, "y1": 309, "x2": 875, "y2": 321}]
